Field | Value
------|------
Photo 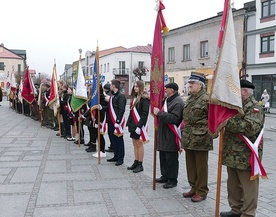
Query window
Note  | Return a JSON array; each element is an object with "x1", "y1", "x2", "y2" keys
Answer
[
  {"x1": 168, "y1": 47, "x2": 175, "y2": 62},
  {"x1": 262, "y1": 0, "x2": 275, "y2": 18},
  {"x1": 107, "y1": 63, "x2": 109, "y2": 72},
  {"x1": 261, "y1": 35, "x2": 274, "y2": 53},
  {"x1": 200, "y1": 41, "x2": 209, "y2": 58},
  {"x1": 0, "y1": 62, "x2": 4, "y2": 70},
  {"x1": 119, "y1": 61, "x2": 126, "y2": 74},
  {"x1": 138, "y1": 61, "x2": 144, "y2": 70},
  {"x1": 104, "y1": 64, "x2": 106, "y2": 73},
  {"x1": 183, "y1": 44, "x2": 190, "y2": 61},
  {"x1": 18, "y1": 64, "x2": 21, "y2": 73}
]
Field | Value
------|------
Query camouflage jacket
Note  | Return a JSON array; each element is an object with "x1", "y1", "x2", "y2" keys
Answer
[
  {"x1": 223, "y1": 95, "x2": 265, "y2": 170},
  {"x1": 181, "y1": 89, "x2": 213, "y2": 151}
]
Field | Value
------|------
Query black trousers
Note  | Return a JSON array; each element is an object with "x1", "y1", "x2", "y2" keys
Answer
[{"x1": 159, "y1": 150, "x2": 179, "y2": 184}]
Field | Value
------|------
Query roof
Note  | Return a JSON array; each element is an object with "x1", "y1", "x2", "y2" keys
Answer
[
  {"x1": 123, "y1": 45, "x2": 152, "y2": 54},
  {"x1": 0, "y1": 46, "x2": 24, "y2": 60},
  {"x1": 99, "y1": 46, "x2": 126, "y2": 57}
]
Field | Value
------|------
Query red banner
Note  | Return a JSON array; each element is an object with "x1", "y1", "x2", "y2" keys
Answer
[
  {"x1": 21, "y1": 68, "x2": 35, "y2": 104},
  {"x1": 150, "y1": 1, "x2": 168, "y2": 127}
]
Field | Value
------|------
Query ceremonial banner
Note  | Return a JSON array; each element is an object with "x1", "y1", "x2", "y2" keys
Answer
[
  {"x1": 150, "y1": 0, "x2": 169, "y2": 127},
  {"x1": 71, "y1": 55, "x2": 88, "y2": 112},
  {"x1": 21, "y1": 68, "x2": 36, "y2": 104},
  {"x1": 10, "y1": 67, "x2": 17, "y2": 92},
  {"x1": 208, "y1": 0, "x2": 244, "y2": 137},
  {"x1": 48, "y1": 64, "x2": 60, "y2": 116},
  {"x1": 90, "y1": 46, "x2": 99, "y2": 110}
]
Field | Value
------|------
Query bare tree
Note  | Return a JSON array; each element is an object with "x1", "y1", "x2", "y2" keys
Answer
[{"x1": 133, "y1": 67, "x2": 147, "y2": 81}]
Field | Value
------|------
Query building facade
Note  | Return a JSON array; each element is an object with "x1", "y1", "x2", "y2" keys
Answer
[
  {"x1": 245, "y1": 0, "x2": 276, "y2": 108},
  {"x1": 163, "y1": 8, "x2": 245, "y2": 95}
]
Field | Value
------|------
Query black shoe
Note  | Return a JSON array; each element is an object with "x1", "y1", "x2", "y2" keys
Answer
[
  {"x1": 133, "y1": 164, "x2": 143, "y2": 173},
  {"x1": 84, "y1": 142, "x2": 92, "y2": 146},
  {"x1": 115, "y1": 161, "x2": 124, "y2": 166},
  {"x1": 220, "y1": 211, "x2": 241, "y2": 217},
  {"x1": 107, "y1": 158, "x2": 118, "y2": 162},
  {"x1": 156, "y1": 177, "x2": 168, "y2": 183},
  {"x1": 85, "y1": 145, "x2": 96, "y2": 152},
  {"x1": 54, "y1": 127, "x2": 59, "y2": 131},
  {"x1": 74, "y1": 140, "x2": 84, "y2": 144},
  {"x1": 105, "y1": 147, "x2": 114, "y2": 152},
  {"x1": 127, "y1": 160, "x2": 139, "y2": 170},
  {"x1": 163, "y1": 181, "x2": 177, "y2": 189}
]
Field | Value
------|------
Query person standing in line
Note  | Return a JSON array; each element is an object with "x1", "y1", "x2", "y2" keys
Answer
[
  {"x1": 220, "y1": 80, "x2": 265, "y2": 217},
  {"x1": 104, "y1": 79, "x2": 126, "y2": 166},
  {"x1": 126, "y1": 80, "x2": 150, "y2": 173},
  {"x1": 153, "y1": 82, "x2": 184, "y2": 189},
  {"x1": 0, "y1": 86, "x2": 2, "y2": 106},
  {"x1": 181, "y1": 72, "x2": 213, "y2": 202},
  {"x1": 103, "y1": 82, "x2": 114, "y2": 153}
]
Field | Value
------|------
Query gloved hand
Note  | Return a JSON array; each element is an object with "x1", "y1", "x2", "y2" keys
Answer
[
  {"x1": 98, "y1": 104, "x2": 102, "y2": 110},
  {"x1": 94, "y1": 124, "x2": 98, "y2": 128},
  {"x1": 135, "y1": 127, "x2": 141, "y2": 135},
  {"x1": 114, "y1": 123, "x2": 120, "y2": 128}
]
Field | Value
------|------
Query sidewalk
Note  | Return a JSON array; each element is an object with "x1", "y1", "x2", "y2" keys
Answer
[{"x1": 0, "y1": 99, "x2": 275, "y2": 217}]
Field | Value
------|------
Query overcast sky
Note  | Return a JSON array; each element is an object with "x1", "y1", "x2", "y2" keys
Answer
[{"x1": 1, "y1": 0, "x2": 249, "y2": 77}]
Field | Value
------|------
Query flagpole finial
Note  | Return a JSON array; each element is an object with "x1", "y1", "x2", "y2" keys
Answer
[{"x1": 79, "y1": 48, "x2": 82, "y2": 54}]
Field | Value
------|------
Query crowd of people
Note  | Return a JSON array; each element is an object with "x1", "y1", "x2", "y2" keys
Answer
[{"x1": 7, "y1": 73, "x2": 266, "y2": 217}]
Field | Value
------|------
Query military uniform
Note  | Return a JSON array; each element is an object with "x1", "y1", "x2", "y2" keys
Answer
[
  {"x1": 220, "y1": 80, "x2": 265, "y2": 217},
  {"x1": 181, "y1": 88, "x2": 213, "y2": 198},
  {"x1": 222, "y1": 95, "x2": 264, "y2": 217}
]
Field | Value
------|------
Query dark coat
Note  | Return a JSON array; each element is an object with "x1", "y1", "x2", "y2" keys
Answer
[
  {"x1": 103, "y1": 90, "x2": 126, "y2": 124},
  {"x1": 156, "y1": 93, "x2": 184, "y2": 152},
  {"x1": 0, "y1": 87, "x2": 2, "y2": 102},
  {"x1": 126, "y1": 92, "x2": 150, "y2": 132}
]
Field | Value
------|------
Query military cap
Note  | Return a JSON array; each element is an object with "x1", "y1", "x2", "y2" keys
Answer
[
  {"x1": 188, "y1": 72, "x2": 205, "y2": 84},
  {"x1": 240, "y1": 79, "x2": 255, "y2": 89},
  {"x1": 103, "y1": 83, "x2": 110, "y2": 90},
  {"x1": 165, "y1": 82, "x2": 179, "y2": 91}
]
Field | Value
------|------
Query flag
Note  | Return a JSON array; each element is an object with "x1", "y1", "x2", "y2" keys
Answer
[
  {"x1": 37, "y1": 83, "x2": 43, "y2": 110},
  {"x1": 10, "y1": 66, "x2": 17, "y2": 92},
  {"x1": 150, "y1": 0, "x2": 169, "y2": 127},
  {"x1": 21, "y1": 67, "x2": 36, "y2": 104},
  {"x1": 70, "y1": 55, "x2": 88, "y2": 112},
  {"x1": 48, "y1": 64, "x2": 60, "y2": 116},
  {"x1": 18, "y1": 79, "x2": 23, "y2": 103},
  {"x1": 90, "y1": 46, "x2": 99, "y2": 110},
  {"x1": 208, "y1": 0, "x2": 244, "y2": 137}
]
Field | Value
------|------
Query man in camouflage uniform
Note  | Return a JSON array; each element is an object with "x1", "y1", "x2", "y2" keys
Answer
[
  {"x1": 220, "y1": 80, "x2": 265, "y2": 217},
  {"x1": 181, "y1": 72, "x2": 213, "y2": 202}
]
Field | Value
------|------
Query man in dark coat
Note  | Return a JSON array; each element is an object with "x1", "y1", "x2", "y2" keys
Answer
[{"x1": 153, "y1": 82, "x2": 184, "y2": 189}]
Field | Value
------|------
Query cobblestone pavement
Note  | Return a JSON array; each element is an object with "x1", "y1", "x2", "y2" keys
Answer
[{"x1": 0, "y1": 99, "x2": 275, "y2": 217}]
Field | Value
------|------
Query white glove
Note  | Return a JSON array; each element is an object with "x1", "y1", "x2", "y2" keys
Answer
[
  {"x1": 98, "y1": 104, "x2": 102, "y2": 110},
  {"x1": 114, "y1": 123, "x2": 120, "y2": 128},
  {"x1": 135, "y1": 127, "x2": 141, "y2": 135},
  {"x1": 94, "y1": 124, "x2": 98, "y2": 128}
]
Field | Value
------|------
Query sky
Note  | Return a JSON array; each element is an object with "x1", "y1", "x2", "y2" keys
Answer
[{"x1": 1, "y1": 0, "x2": 249, "y2": 77}]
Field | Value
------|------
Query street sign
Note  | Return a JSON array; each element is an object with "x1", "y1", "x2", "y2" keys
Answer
[
  {"x1": 164, "y1": 74, "x2": 168, "y2": 82},
  {"x1": 100, "y1": 75, "x2": 105, "y2": 83}
]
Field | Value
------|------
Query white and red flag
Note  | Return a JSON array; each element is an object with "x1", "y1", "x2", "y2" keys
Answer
[
  {"x1": 48, "y1": 64, "x2": 60, "y2": 116},
  {"x1": 208, "y1": 0, "x2": 244, "y2": 137}
]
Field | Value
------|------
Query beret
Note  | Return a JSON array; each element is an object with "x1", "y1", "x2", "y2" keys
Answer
[
  {"x1": 240, "y1": 79, "x2": 255, "y2": 89},
  {"x1": 165, "y1": 82, "x2": 179, "y2": 91},
  {"x1": 188, "y1": 72, "x2": 205, "y2": 83}
]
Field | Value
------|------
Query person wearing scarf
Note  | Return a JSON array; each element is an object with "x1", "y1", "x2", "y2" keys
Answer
[
  {"x1": 126, "y1": 80, "x2": 150, "y2": 173},
  {"x1": 153, "y1": 82, "x2": 184, "y2": 189},
  {"x1": 220, "y1": 80, "x2": 265, "y2": 217}
]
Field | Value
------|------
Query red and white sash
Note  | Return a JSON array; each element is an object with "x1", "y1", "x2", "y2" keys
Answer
[
  {"x1": 109, "y1": 96, "x2": 126, "y2": 137},
  {"x1": 100, "y1": 113, "x2": 107, "y2": 135},
  {"x1": 238, "y1": 127, "x2": 268, "y2": 180},
  {"x1": 163, "y1": 99, "x2": 184, "y2": 153},
  {"x1": 131, "y1": 97, "x2": 149, "y2": 143}
]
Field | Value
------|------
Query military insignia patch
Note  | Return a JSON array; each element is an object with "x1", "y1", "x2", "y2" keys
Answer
[{"x1": 253, "y1": 108, "x2": 259, "y2": 113}]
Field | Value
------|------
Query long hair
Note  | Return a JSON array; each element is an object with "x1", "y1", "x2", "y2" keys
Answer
[{"x1": 130, "y1": 80, "x2": 145, "y2": 109}]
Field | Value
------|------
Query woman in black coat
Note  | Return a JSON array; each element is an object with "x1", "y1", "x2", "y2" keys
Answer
[{"x1": 126, "y1": 80, "x2": 150, "y2": 173}]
